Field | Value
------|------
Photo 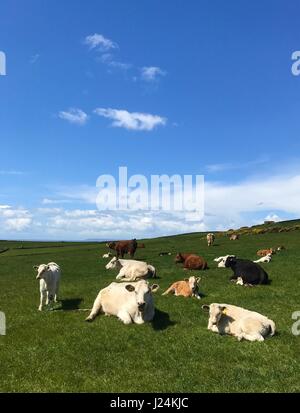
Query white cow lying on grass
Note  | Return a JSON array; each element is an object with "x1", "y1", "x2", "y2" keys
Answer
[
  {"x1": 202, "y1": 303, "x2": 276, "y2": 342},
  {"x1": 102, "y1": 252, "x2": 113, "y2": 258},
  {"x1": 105, "y1": 257, "x2": 156, "y2": 281},
  {"x1": 214, "y1": 255, "x2": 235, "y2": 268},
  {"x1": 254, "y1": 253, "x2": 272, "y2": 263},
  {"x1": 34, "y1": 262, "x2": 61, "y2": 311},
  {"x1": 85, "y1": 280, "x2": 160, "y2": 324}
]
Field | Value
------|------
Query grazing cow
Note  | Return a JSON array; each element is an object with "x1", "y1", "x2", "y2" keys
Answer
[
  {"x1": 202, "y1": 303, "x2": 276, "y2": 341},
  {"x1": 257, "y1": 248, "x2": 276, "y2": 257},
  {"x1": 159, "y1": 252, "x2": 172, "y2": 256},
  {"x1": 34, "y1": 262, "x2": 61, "y2": 311},
  {"x1": 175, "y1": 253, "x2": 208, "y2": 270},
  {"x1": 206, "y1": 233, "x2": 215, "y2": 247},
  {"x1": 224, "y1": 256, "x2": 269, "y2": 285},
  {"x1": 106, "y1": 257, "x2": 156, "y2": 281},
  {"x1": 214, "y1": 255, "x2": 235, "y2": 268},
  {"x1": 102, "y1": 252, "x2": 113, "y2": 258},
  {"x1": 106, "y1": 239, "x2": 138, "y2": 258},
  {"x1": 85, "y1": 280, "x2": 159, "y2": 324},
  {"x1": 162, "y1": 276, "x2": 201, "y2": 299},
  {"x1": 277, "y1": 245, "x2": 285, "y2": 251},
  {"x1": 230, "y1": 234, "x2": 239, "y2": 241},
  {"x1": 254, "y1": 253, "x2": 272, "y2": 264}
]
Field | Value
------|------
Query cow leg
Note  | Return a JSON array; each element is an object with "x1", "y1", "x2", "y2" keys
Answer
[
  {"x1": 193, "y1": 292, "x2": 201, "y2": 300},
  {"x1": 117, "y1": 310, "x2": 132, "y2": 324},
  {"x1": 162, "y1": 286, "x2": 175, "y2": 295},
  {"x1": 116, "y1": 267, "x2": 127, "y2": 280},
  {"x1": 54, "y1": 282, "x2": 59, "y2": 303},
  {"x1": 238, "y1": 332, "x2": 264, "y2": 342},
  {"x1": 39, "y1": 290, "x2": 47, "y2": 311},
  {"x1": 85, "y1": 294, "x2": 102, "y2": 322}
]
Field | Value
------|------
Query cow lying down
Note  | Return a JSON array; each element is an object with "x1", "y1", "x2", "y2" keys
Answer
[
  {"x1": 106, "y1": 257, "x2": 156, "y2": 281},
  {"x1": 224, "y1": 256, "x2": 269, "y2": 285},
  {"x1": 85, "y1": 280, "x2": 159, "y2": 324},
  {"x1": 162, "y1": 276, "x2": 201, "y2": 299},
  {"x1": 202, "y1": 303, "x2": 276, "y2": 342}
]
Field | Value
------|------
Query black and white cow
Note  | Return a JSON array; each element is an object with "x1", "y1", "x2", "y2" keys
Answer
[{"x1": 224, "y1": 256, "x2": 269, "y2": 285}]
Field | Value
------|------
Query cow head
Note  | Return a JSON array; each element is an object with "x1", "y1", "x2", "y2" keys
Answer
[
  {"x1": 33, "y1": 264, "x2": 50, "y2": 280},
  {"x1": 125, "y1": 281, "x2": 159, "y2": 313},
  {"x1": 105, "y1": 256, "x2": 119, "y2": 270},
  {"x1": 217, "y1": 255, "x2": 236, "y2": 268},
  {"x1": 224, "y1": 255, "x2": 237, "y2": 268},
  {"x1": 106, "y1": 242, "x2": 116, "y2": 249},
  {"x1": 185, "y1": 276, "x2": 201, "y2": 292},
  {"x1": 175, "y1": 253, "x2": 184, "y2": 263},
  {"x1": 202, "y1": 303, "x2": 227, "y2": 326}
]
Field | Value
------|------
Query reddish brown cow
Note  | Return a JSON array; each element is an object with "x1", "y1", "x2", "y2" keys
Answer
[
  {"x1": 175, "y1": 252, "x2": 208, "y2": 270},
  {"x1": 107, "y1": 239, "x2": 138, "y2": 258}
]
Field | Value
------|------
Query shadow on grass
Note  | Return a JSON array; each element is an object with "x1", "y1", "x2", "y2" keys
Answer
[
  {"x1": 151, "y1": 309, "x2": 176, "y2": 331},
  {"x1": 59, "y1": 298, "x2": 84, "y2": 311}
]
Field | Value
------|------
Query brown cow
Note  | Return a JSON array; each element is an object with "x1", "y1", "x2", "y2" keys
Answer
[
  {"x1": 175, "y1": 253, "x2": 208, "y2": 270},
  {"x1": 257, "y1": 248, "x2": 276, "y2": 257},
  {"x1": 107, "y1": 239, "x2": 138, "y2": 258}
]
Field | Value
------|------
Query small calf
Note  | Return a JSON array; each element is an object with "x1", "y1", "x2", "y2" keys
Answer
[
  {"x1": 257, "y1": 248, "x2": 276, "y2": 257},
  {"x1": 162, "y1": 276, "x2": 201, "y2": 299},
  {"x1": 34, "y1": 262, "x2": 61, "y2": 311}
]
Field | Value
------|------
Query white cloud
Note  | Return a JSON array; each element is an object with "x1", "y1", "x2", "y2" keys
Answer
[
  {"x1": 206, "y1": 157, "x2": 269, "y2": 173},
  {"x1": 99, "y1": 53, "x2": 131, "y2": 70},
  {"x1": 84, "y1": 33, "x2": 118, "y2": 51},
  {"x1": 42, "y1": 198, "x2": 73, "y2": 205},
  {"x1": 5, "y1": 218, "x2": 32, "y2": 231},
  {"x1": 141, "y1": 66, "x2": 166, "y2": 82},
  {"x1": 263, "y1": 213, "x2": 281, "y2": 223},
  {"x1": 58, "y1": 108, "x2": 88, "y2": 125},
  {"x1": 94, "y1": 108, "x2": 167, "y2": 131},
  {"x1": 0, "y1": 205, "x2": 11, "y2": 209}
]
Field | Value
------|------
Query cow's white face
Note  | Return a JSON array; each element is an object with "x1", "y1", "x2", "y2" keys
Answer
[
  {"x1": 105, "y1": 257, "x2": 118, "y2": 270},
  {"x1": 188, "y1": 276, "x2": 200, "y2": 291},
  {"x1": 125, "y1": 281, "x2": 159, "y2": 313},
  {"x1": 34, "y1": 264, "x2": 49, "y2": 280},
  {"x1": 208, "y1": 304, "x2": 227, "y2": 326}
]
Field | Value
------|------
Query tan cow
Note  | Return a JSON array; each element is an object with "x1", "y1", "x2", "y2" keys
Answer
[
  {"x1": 162, "y1": 276, "x2": 201, "y2": 299},
  {"x1": 206, "y1": 233, "x2": 215, "y2": 246}
]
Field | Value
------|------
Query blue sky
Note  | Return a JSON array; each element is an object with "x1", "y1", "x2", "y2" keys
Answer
[{"x1": 0, "y1": 0, "x2": 300, "y2": 240}]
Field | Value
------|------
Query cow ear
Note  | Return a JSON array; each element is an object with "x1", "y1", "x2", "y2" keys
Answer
[
  {"x1": 125, "y1": 284, "x2": 135, "y2": 292},
  {"x1": 219, "y1": 306, "x2": 227, "y2": 314},
  {"x1": 196, "y1": 277, "x2": 201, "y2": 283},
  {"x1": 184, "y1": 278, "x2": 189, "y2": 282},
  {"x1": 151, "y1": 284, "x2": 160, "y2": 293},
  {"x1": 33, "y1": 265, "x2": 39, "y2": 270},
  {"x1": 201, "y1": 304, "x2": 210, "y2": 312}
]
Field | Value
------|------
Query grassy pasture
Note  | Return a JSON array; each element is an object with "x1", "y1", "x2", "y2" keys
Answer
[{"x1": 0, "y1": 231, "x2": 300, "y2": 392}]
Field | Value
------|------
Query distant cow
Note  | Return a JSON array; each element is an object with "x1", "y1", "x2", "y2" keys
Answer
[
  {"x1": 162, "y1": 276, "x2": 201, "y2": 299},
  {"x1": 224, "y1": 256, "x2": 269, "y2": 285},
  {"x1": 175, "y1": 253, "x2": 208, "y2": 270},
  {"x1": 257, "y1": 248, "x2": 276, "y2": 257},
  {"x1": 202, "y1": 303, "x2": 276, "y2": 341},
  {"x1": 102, "y1": 252, "x2": 113, "y2": 258},
  {"x1": 159, "y1": 252, "x2": 172, "y2": 256},
  {"x1": 207, "y1": 233, "x2": 215, "y2": 246},
  {"x1": 85, "y1": 280, "x2": 159, "y2": 324},
  {"x1": 254, "y1": 253, "x2": 272, "y2": 264},
  {"x1": 107, "y1": 239, "x2": 138, "y2": 258},
  {"x1": 230, "y1": 234, "x2": 239, "y2": 241},
  {"x1": 106, "y1": 257, "x2": 156, "y2": 281},
  {"x1": 34, "y1": 262, "x2": 61, "y2": 311}
]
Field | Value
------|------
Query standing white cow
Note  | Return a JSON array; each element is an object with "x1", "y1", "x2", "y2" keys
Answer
[
  {"x1": 105, "y1": 257, "x2": 156, "y2": 281},
  {"x1": 85, "y1": 280, "x2": 160, "y2": 324},
  {"x1": 202, "y1": 303, "x2": 276, "y2": 342},
  {"x1": 34, "y1": 262, "x2": 61, "y2": 311},
  {"x1": 207, "y1": 233, "x2": 215, "y2": 247}
]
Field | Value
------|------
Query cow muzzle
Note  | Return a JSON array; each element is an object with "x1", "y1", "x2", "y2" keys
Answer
[{"x1": 138, "y1": 303, "x2": 146, "y2": 312}]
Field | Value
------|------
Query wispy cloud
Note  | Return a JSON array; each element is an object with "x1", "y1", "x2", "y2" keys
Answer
[
  {"x1": 206, "y1": 157, "x2": 269, "y2": 173},
  {"x1": 42, "y1": 198, "x2": 73, "y2": 205},
  {"x1": 99, "y1": 53, "x2": 132, "y2": 71},
  {"x1": 58, "y1": 108, "x2": 89, "y2": 125},
  {"x1": 30, "y1": 54, "x2": 40, "y2": 64},
  {"x1": 0, "y1": 170, "x2": 24, "y2": 175},
  {"x1": 84, "y1": 33, "x2": 118, "y2": 51},
  {"x1": 94, "y1": 108, "x2": 167, "y2": 131},
  {"x1": 141, "y1": 66, "x2": 166, "y2": 82}
]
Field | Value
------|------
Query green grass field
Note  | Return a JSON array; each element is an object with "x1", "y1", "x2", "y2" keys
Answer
[{"x1": 0, "y1": 230, "x2": 300, "y2": 393}]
